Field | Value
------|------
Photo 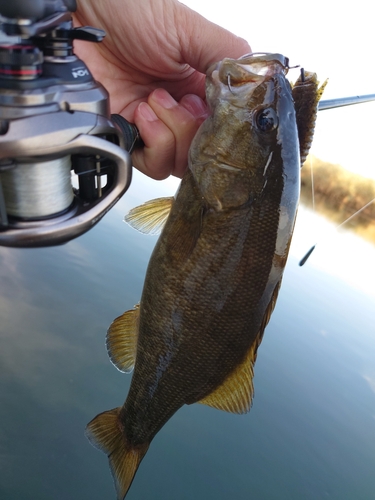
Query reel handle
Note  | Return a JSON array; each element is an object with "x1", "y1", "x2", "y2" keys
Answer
[{"x1": 111, "y1": 114, "x2": 144, "y2": 153}]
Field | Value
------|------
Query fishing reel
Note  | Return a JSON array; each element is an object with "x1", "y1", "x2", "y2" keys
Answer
[{"x1": 0, "y1": 0, "x2": 139, "y2": 247}]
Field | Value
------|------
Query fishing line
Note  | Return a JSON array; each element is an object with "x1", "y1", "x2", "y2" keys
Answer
[
  {"x1": 0, "y1": 156, "x2": 73, "y2": 219},
  {"x1": 335, "y1": 196, "x2": 375, "y2": 229},
  {"x1": 309, "y1": 155, "x2": 315, "y2": 213},
  {"x1": 299, "y1": 195, "x2": 375, "y2": 266},
  {"x1": 298, "y1": 155, "x2": 317, "y2": 266}
]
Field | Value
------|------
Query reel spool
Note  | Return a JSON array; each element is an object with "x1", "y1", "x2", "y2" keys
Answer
[{"x1": 1, "y1": 157, "x2": 74, "y2": 219}]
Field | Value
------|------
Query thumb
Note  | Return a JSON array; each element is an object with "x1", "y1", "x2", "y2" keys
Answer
[{"x1": 177, "y1": 4, "x2": 251, "y2": 73}]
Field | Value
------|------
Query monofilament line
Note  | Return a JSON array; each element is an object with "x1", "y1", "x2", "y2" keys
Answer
[
  {"x1": 299, "y1": 196, "x2": 375, "y2": 266},
  {"x1": 0, "y1": 156, "x2": 73, "y2": 219},
  {"x1": 335, "y1": 196, "x2": 375, "y2": 230},
  {"x1": 309, "y1": 155, "x2": 315, "y2": 212}
]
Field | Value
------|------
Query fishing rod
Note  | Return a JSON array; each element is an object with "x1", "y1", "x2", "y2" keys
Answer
[{"x1": 319, "y1": 94, "x2": 375, "y2": 110}]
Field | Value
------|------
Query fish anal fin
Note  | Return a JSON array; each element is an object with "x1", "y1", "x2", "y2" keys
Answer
[
  {"x1": 198, "y1": 280, "x2": 282, "y2": 415},
  {"x1": 106, "y1": 305, "x2": 140, "y2": 373},
  {"x1": 86, "y1": 408, "x2": 149, "y2": 500},
  {"x1": 124, "y1": 197, "x2": 174, "y2": 234},
  {"x1": 198, "y1": 342, "x2": 257, "y2": 414}
]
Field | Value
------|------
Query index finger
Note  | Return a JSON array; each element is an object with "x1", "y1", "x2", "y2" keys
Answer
[{"x1": 177, "y1": 4, "x2": 251, "y2": 73}]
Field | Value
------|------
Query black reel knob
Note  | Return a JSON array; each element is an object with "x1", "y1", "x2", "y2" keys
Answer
[{"x1": 111, "y1": 114, "x2": 144, "y2": 153}]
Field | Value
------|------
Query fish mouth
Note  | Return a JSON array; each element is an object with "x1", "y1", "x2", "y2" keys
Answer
[{"x1": 207, "y1": 52, "x2": 289, "y2": 87}]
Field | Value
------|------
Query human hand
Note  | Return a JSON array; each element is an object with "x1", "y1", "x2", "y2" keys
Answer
[{"x1": 73, "y1": 0, "x2": 250, "y2": 179}]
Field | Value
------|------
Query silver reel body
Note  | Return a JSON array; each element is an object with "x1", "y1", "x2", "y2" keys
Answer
[{"x1": 0, "y1": 2, "x2": 134, "y2": 247}]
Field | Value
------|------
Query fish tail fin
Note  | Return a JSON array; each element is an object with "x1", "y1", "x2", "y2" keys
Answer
[{"x1": 85, "y1": 407, "x2": 149, "y2": 500}]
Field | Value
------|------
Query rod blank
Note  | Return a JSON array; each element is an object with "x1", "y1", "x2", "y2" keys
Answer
[{"x1": 319, "y1": 94, "x2": 375, "y2": 110}]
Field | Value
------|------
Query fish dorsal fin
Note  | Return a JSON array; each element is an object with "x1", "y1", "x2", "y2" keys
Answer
[
  {"x1": 124, "y1": 197, "x2": 174, "y2": 234},
  {"x1": 106, "y1": 305, "x2": 140, "y2": 373},
  {"x1": 198, "y1": 280, "x2": 282, "y2": 414}
]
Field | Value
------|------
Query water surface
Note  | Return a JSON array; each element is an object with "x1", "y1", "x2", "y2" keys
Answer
[{"x1": 0, "y1": 171, "x2": 374, "y2": 499}]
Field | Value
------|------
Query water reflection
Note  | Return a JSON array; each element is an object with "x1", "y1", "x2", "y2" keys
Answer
[
  {"x1": 291, "y1": 204, "x2": 375, "y2": 299},
  {"x1": 0, "y1": 170, "x2": 374, "y2": 499}
]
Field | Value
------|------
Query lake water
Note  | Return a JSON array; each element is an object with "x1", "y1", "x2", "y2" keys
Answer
[{"x1": 0, "y1": 170, "x2": 374, "y2": 500}]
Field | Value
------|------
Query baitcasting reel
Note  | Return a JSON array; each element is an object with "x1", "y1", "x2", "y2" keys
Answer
[{"x1": 0, "y1": 0, "x2": 139, "y2": 247}]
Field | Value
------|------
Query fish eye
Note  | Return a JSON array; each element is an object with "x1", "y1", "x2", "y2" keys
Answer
[{"x1": 255, "y1": 108, "x2": 278, "y2": 132}]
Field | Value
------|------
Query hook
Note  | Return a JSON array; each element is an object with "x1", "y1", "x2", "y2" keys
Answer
[{"x1": 227, "y1": 73, "x2": 235, "y2": 94}]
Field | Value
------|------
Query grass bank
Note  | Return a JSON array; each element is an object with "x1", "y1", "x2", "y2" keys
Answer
[{"x1": 300, "y1": 156, "x2": 375, "y2": 243}]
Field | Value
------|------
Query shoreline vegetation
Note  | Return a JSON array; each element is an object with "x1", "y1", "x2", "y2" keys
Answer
[{"x1": 300, "y1": 156, "x2": 375, "y2": 244}]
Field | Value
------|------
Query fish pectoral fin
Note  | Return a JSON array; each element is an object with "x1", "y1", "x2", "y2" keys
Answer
[
  {"x1": 197, "y1": 342, "x2": 258, "y2": 415},
  {"x1": 124, "y1": 197, "x2": 174, "y2": 234},
  {"x1": 106, "y1": 305, "x2": 140, "y2": 373},
  {"x1": 198, "y1": 280, "x2": 283, "y2": 415},
  {"x1": 86, "y1": 408, "x2": 149, "y2": 500}
]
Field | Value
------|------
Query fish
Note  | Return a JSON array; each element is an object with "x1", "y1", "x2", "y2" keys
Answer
[{"x1": 86, "y1": 52, "x2": 320, "y2": 500}]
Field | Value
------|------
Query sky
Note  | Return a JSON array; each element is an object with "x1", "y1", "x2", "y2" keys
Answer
[{"x1": 181, "y1": 0, "x2": 375, "y2": 180}]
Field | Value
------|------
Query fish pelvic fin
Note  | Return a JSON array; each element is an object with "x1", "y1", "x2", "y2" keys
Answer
[
  {"x1": 106, "y1": 305, "x2": 140, "y2": 373},
  {"x1": 198, "y1": 280, "x2": 283, "y2": 415},
  {"x1": 86, "y1": 408, "x2": 149, "y2": 500},
  {"x1": 124, "y1": 197, "x2": 174, "y2": 234}
]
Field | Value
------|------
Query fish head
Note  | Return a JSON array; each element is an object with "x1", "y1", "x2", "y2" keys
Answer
[{"x1": 189, "y1": 53, "x2": 300, "y2": 211}]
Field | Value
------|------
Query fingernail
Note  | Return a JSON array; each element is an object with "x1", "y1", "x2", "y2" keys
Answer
[
  {"x1": 181, "y1": 95, "x2": 209, "y2": 118},
  {"x1": 138, "y1": 102, "x2": 158, "y2": 122},
  {"x1": 152, "y1": 88, "x2": 177, "y2": 109}
]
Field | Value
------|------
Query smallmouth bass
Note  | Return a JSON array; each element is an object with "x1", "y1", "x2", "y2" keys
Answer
[{"x1": 86, "y1": 53, "x2": 323, "y2": 499}]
